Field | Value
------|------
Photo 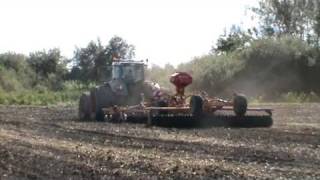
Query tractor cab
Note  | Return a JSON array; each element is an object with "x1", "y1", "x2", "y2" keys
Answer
[
  {"x1": 112, "y1": 60, "x2": 145, "y2": 84},
  {"x1": 108, "y1": 60, "x2": 146, "y2": 97}
]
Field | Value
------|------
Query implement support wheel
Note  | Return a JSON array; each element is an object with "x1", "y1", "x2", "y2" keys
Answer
[
  {"x1": 233, "y1": 95, "x2": 248, "y2": 116},
  {"x1": 190, "y1": 95, "x2": 203, "y2": 117}
]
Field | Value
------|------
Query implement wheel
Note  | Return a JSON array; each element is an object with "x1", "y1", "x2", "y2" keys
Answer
[
  {"x1": 190, "y1": 95, "x2": 203, "y2": 117},
  {"x1": 233, "y1": 95, "x2": 248, "y2": 116}
]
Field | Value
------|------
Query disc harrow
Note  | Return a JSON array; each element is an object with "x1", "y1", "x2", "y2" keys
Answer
[{"x1": 101, "y1": 72, "x2": 273, "y2": 127}]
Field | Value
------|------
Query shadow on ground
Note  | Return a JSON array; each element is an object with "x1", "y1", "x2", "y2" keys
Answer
[{"x1": 122, "y1": 114, "x2": 273, "y2": 128}]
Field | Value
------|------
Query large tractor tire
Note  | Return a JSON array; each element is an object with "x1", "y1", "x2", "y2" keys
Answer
[
  {"x1": 78, "y1": 92, "x2": 92, "y2": 121},
  {"x1": 95, "y1": 85, "x2": 115, "y2": 122},
  {"x1": 233, "y1": 94, "x2": 248, "y2": 116}
]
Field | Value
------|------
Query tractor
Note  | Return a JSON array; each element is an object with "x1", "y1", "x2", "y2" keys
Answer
[
  {"x1": 78, "y1": 59, "x2": 157, "y2": 121},
  {"x1": 79, "y1": 60, "x2": 273, "y2": 127}
]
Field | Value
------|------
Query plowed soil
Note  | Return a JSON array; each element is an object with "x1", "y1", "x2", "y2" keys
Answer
[{"x1": 0, "y1": 104, "x2": 319, "y2": 179}]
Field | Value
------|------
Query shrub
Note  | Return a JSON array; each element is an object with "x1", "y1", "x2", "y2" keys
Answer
[
  {"x1": 176, "y1": 36, "x2": 320, "y2": 99},
  {"x1": 280, "y1": 92, "x2": 320, "y2": 103}
]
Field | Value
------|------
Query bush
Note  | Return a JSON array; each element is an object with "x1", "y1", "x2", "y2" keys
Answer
[
  {"x1": 145, "y1": 64, "x2": 176, "y2": 90},
  {"x1": 0, "y1": 68, "x2": 24, "y2": 91},
  {"x1": 0, "y1": 80, "x2": 94, "y2": 106},
  {"x1": 280, "y1": 92, "x2": 320, "y2": 103},
  {"x1": 0, "y1": 53, "x2": 36, "y2": 90},
  {"x1": 0, "y1": 90, "x2": 82, "y2": 106},
  {"x1": 176, "y1": 36, "x2": 320, "y2": 99}
]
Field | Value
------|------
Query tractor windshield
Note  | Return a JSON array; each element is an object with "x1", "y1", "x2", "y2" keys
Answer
[{"x1": 112, "y1": 63, "x2": 144, "y2": 83}]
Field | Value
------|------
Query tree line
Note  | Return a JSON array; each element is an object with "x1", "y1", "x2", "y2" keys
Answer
[
  {"x1": 1, "y1": 0, "x2": 320, "y2": 101},
  {"x1": 214, "y1": 0, "x2": 320, "y2": 54},
  {"x1": 0, "y1": 36, "x2": 135, "y2": 92},
  {"x1": 149, "y1": 0, "x2": 320, "y2": 99}
]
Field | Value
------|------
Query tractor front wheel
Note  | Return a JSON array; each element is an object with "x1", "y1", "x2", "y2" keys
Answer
[{"x1": 95, "y1": 85, "x2": 115, "y2": 121}]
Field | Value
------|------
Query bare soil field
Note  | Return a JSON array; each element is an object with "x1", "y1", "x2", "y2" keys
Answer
[{"x1": 0, "y1": 103, "x2": 319, "y2": 179}]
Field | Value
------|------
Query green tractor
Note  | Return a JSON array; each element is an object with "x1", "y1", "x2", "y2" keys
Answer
[
  {"x1": 78, "y1": 60, "x2": 156, "y2": 121},
  {"x1": 79, "y1": 60, "x2": 272, "y2": 127}
]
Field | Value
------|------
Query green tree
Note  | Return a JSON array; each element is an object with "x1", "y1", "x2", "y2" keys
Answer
[
  {"x1": 252, "y1": 0, "x2": 319, "y2": 42},
  {"x1": 27, "y1": 48, "x2": 68, "y2": 89},
  {"x1": 73, "y1": 39, "x2": 108, "y2": 82},
  {"x1": 72, "y1": 36, "x2": 135, "y2": 82},
  {"x1": 28, "y1": 49, "x2": 67, "y2": 77},
  {"x1": 212, "y1": 25, "x2": 252, "y2": 54},
  {"x1": 0, "y1": 52, "x2": 28, "y2": 72},
  {"x1": 0, "y1": 52, "x2": 36, "y2": 91},
  {"x1": 313, "y1": 10, "x2": 320, "y2": 47},
  {"x1": 106, "y1": 36, "x2": 135, "y2": 60}
]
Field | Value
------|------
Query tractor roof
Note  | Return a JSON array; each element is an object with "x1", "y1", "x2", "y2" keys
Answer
[{"x1": 112, "y1": 60, "x2": 145, "y2": 66}]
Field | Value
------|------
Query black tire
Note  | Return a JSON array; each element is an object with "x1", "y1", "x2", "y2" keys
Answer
[
  {"x1": 233, "y1": 95, "x2": 248, "y2": 116},
  {"x1": 78, "y1": 92, "x2": 92, "y2": 121},
  {"x1": 95, "y1": 109, "x2": 105, "y2": 122},
  {"x1": 95, "y1": 85, "x2": 115, "y2": 121},
  {"x1": 190, "y1": 95, "x2": 203, "y2": 117},
  {"x1": 157, "y1": 100, "x2": 168, "y2": 114},
  {"x1": 111, "y1": 112, "x2": 123, "y2": 123}
]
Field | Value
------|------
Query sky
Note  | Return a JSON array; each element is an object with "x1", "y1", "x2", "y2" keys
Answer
[{"x1": 0, "y1": 0, "x2": 258, "y2": 66}]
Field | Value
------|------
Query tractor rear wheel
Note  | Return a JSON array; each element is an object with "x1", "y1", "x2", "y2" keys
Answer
[
  {"x1": 233, "y1": 95, "x2": 248, "y2": 116},
  {"x1": 79, "y1": 92, "x2": 92, "y2": 121}
]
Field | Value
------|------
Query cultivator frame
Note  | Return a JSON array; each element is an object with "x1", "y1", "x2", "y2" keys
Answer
[
  {"x1": 102, "y1": 71, "x2": 273, "y2": 127},
  {"x1": 96, "y1": 72, "x2": 273, "y2": 127},
  {"x1": 102, "y1": 94, "x2": 273, "y2": 126}
]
